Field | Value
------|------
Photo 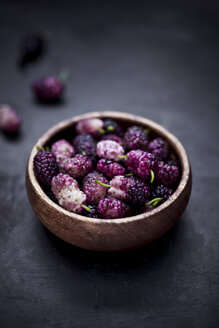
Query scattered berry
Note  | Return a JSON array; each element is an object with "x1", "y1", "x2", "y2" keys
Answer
[
  {"x1": 32, "y1": 77, "x2": 64, "y2": 102},
  {"x1": 148, "y1": 137, "x2": 168, "y2": 161},
  {"x1": 51, "y1": 173, "x2": 86, "y2": 213},
  {"x1": 51, "y1": 139, "x2": 75, "y2": 169},
  {"x1": 108, "y1": 176, "x2": 150, "y2": 205},
  {"x1": 155, "y1": 161, "x2": 180, "y2": 186},
  {"x1": 83, "y1": 171, "x2": 109, "y2": 204},
  {"x1": 0, "y1": 105, "x2": 21, "y2": 134},
  {"x1": 98, "y1": 198, "x2": 130, "y2": 219},
  {"x1": 64, "y1": 154, "x2": 93, "y2": 179},
  {"x1": 18, "y1": 33, "x2": 45, "y2": 68},
  {"x1": 103, "y1": 119, "x2": 123, "y2": 136},
  {"x1": 124, "y1": 126, "x2": 148, "y2": 151},
  {"x1": 96, "y1": 140, "x2": 125, "y2": 161},
  {"x1": 75, "y1": 118, "x2": 104, "y2": 137},
  {"x1": 73, "y1": 133, "x2": 96, "y2": 157},
  {"x1": 150, "y1": 184, "x2": 173, "y2": 202},
  {"x1": 97, "y1": 159, "x2": 126, "y2": 179},
  {"x1": 33, "y1": 150, "x2": 59, "y2": 186}
]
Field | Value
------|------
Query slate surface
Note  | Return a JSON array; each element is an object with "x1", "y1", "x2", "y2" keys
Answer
[{"x1": 0, "y1": 1, "x2": 219, "y2": 327}]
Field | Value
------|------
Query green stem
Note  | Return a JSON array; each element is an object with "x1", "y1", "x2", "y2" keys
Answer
[
  {"x1": 81, "y1": 204, "x2": 91, "y2": 212},
  {"x1": 95, "y1": 180, "x2": 111, "y2": 188},
  {"x1": 150, "y1": 170, "x2": 155, "y2": 183},
  {"x1": 125, "y1": 173, "x2": 133, "y2": 177},
  {"x1": 37, "y1": 145, "x2": 44, "y2": 151},
  {"x1": 147, "y1": 198, "x2": 163, "y2": 207},
  {"x1": 107, "y1": 125, "x2": 114, "y2": 131},
  {"x1": 59, "y1": 70, "x2": 70, "y2": 82},
  {"x1": 117, "y1": 154, "x2": 128, "y2": 159},
  {"x1": 98, "y1": 128, "x2": 105, "y2": 134},
  {"x1": 144, "y1": 128, "x2": 150, "y2": 134},
  {"x1": 81, "y1": 151, "x2": 86, "y2": 155}
]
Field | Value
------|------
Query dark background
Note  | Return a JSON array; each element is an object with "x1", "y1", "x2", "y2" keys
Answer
[{"x1": 0, "y1": 0, "x2": 219, "y2": 327}]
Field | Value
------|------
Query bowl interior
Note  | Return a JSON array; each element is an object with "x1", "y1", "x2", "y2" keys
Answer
[{"x1": 28, "y1": 111, "x2": 190, "y2": 222}]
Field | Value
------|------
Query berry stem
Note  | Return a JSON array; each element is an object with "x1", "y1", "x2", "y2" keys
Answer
[
  {"x1": 125, "y1": 173, "x2": 133, "y2": 177},
  {"x1": 144, "y1": 128, "x2": 150, "y2": 134},
  {"x1": 81, "y1": 204, "x2": 91, "y2": 212},
  {"x1": 107, "y1": 125, "x2": 114, "y2": 131},
  {"x1": 59, "y1": 70, "x2": 70, "y2": 82},
  {"x1": 37, "y1": 145, "x2": 44, "y2": 151},
  {"x1": 95, "y1": 180, "x2": 111, "y2": 188},
  {"x1": 147, "y1": 198, "x2": 163, "y2": 207},
  {"x1": 98, "y1": 128, "x2": 105, "y2": 134},
  {"x1": 117, "y1": 154, "x2": 128, "y2": 159},
  {"x1": 150, "y1": 170, "x2": 155, "y2": 183},
  {"x1": 81, "y1": 151, "x2": 86, "y2": 155}
]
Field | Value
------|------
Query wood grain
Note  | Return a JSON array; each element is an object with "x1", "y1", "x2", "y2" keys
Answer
[{"x1": 26, "y1": 111, "x2": 192, "y2": 252}]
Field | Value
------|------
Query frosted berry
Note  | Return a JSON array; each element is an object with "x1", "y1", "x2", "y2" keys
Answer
[
  {"x1": 101, "y1": 134, "x2": 123, "y2": 146},
  {"x1": 0, "y1": 105, "x2": 21, "y2": 134},
  {"x1": 51, "y1": 173, "x2": 86, "y2": 213},
  {"x1": 98, "y1": 198, "x2": 130, "y2": 219},
  {"x1": 125, "y1": 150, "x2": 157, "y2": 181},
  {"x1": 103, "y1": 119, "x2": 123, "y2": 136},
  {"x1": 73, "y1": 133, "x2": 96, "y2": 157},
  {"x1": 33, "y1": 150, "x2": 59, "y2": 186},
  {"x1": 82, "y1": 171, "x2": 109, "y2": 204},
  {"x1": 75, "y1": 118, "x2": 104, "y2": 137},
  {"x1": 155, "y1": 161, "x2": 179, "y2": 186},
  {"x1": 32, "y1": 77, "x2": 64, "y2": 102},
  {"x1": 124, "y1": 126, "x2": 148, "y2": 151},
  {"x1": 148, "y1": 137, "x2": 168, "y2": 161},
  {"x1": 96, "y1": 140, "x2": 125, "y2": 161},
  {"x1": 150, "y1": 184, "x2": 173, "y2": 202},
  {"x1": 82, "y1": 204, "x2": 98, "y2": 218},
  {"x1": 64, "y1": 154, "x2": 93, "y2": 179},
  {"x1": 108, "y1": 176, "x2": 150, "y2": 205},
  {"x1": 97, "y1": 159, "x2": 126, "y2": 179},
  {"x1": 51, "y1": 139, "x2": 75, "y2": 169}
]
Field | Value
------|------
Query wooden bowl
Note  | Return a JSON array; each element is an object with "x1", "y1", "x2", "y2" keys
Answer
[{"x1": 26, "y1": 111, "x2": 192, "y2": 252}]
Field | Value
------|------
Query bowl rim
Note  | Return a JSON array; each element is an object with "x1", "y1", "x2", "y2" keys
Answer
[{"x1": 27, "y1": 111, "x2": 191, "y2": 224}]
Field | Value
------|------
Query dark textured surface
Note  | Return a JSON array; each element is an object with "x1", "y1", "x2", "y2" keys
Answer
[{"x1": 0, "y1": 1, "x2": 219, "y2": 327}]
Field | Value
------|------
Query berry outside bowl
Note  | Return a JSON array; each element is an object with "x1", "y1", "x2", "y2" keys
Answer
[{"x1": 26, "y1": 111, "x2": 192, "y2": 252}]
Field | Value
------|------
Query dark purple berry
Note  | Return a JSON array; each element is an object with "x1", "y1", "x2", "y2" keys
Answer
[
  {"x1": 150, "y1": 184, "x2": 173, "y2": 202},
  {"x1": 125, "y1": 150, "x2": 157, "y2": 181},
  {"x1": 83, "y1": 204, "x2": 98, "y2": 218},
  {"x1": 108, "y1": 176, "x2": 150, "y2": 205},
  {"x1": 124, "y1": 126, "x2": 148, "y2": 151},
  {"x1": 18, "y1": 33, "x2": 45, "y2": 68},
  {"x1": 64, "y1": 155, "x2": 93, "y2": 179},
  {"x1": 83, "y1": 171, "x2": 109, "y2": 204},
  {"x1": 0, "y1": 105, "x2": 21, "y2": 134},
  {"x1": 155, "y1": 161, "x2": 180, "y2": 186},
  {"x1": 33, "y1": 150, "x2": 59, "y2": 186},
  {"x1": 98, "y1": 198, "x2": 130, "y2": 219},
  {"x1": 148, "y1": 137, "x2": 168, "y2": 161},
  {"x1": 32, "y1": 77, "x2": 64, "y2": 102},
  {"x1": 97, "y1": 159, "x2": 126, "y2": 179},
  {"x1": 101, "y1": 134, "x2": 123, "y2": 145},
  {"x1": 73, "y1": 133, "x2": 96, "y2": 157},
  {"x1": 45, "y1": 188, "x2": 58, "y2": 204},
  {"x1": 103, "y1": 119, "x2": 123, "y2": 136}
]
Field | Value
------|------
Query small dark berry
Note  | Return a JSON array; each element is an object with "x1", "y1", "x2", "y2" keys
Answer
[
  {"x1": 155, "y1": 161, "x2": 179, "y2": 186},
  {"x1": 150, "y1": 184, "x2": 173, "y2": 202},
  {"x1": 64, "y1": 155, "x2": 93, "y2": 179},
  {"x1": 33, "y1": 151, "x2": 59, "y2": 186},
  {"x1": 0, "y1": 105, "x2": 21, "y2": 134},
  {"x1": 18, "y1": 33, "x2": 45, "y2": 68},
  {"x1": 83, "y1": 171, "x2": 109, "y2": 204},
  {"x1": 103, "y1": 119, "x2": 123, "y2": 136},
  {"x1": 76, "y1": 118, "x2": 104, "y2": 137},
  {"x1": 148, "y1": 137, "x2": 168, "y2": 161},
  {"x1": 124, "y1": 126, "x2": 148, "y2": 151},
  {"x1": 97, "y1": 159, "x2": 126, "y2": 179},
  {"x1": 83, "y1": 204, "x2": 98, "y2": 218},
  {"x1": 32, "y1": 77, "x2": 64, "y2": 102},
  {"x1": 73, "y1": 133, "x2": 96, "y2": 157}
]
